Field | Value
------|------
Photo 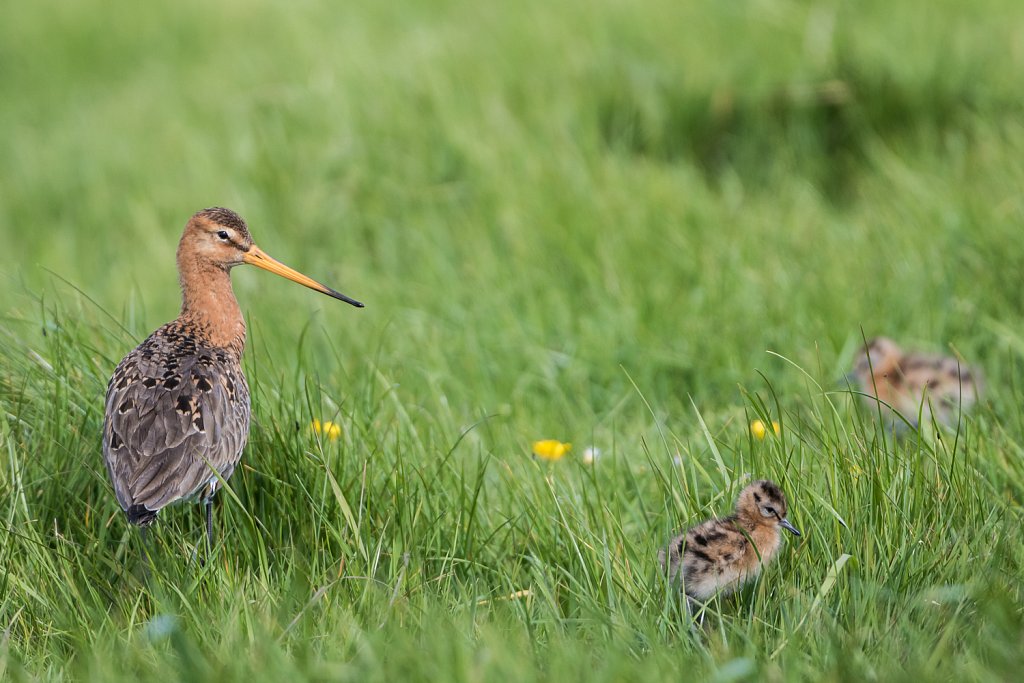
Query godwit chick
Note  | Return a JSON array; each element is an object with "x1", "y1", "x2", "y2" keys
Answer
[
  {"x1": 848, "y1": 337, "x2": 981, "y2": 432},
  {"x1": 102, "y1": 207, "x2": 362, "y2": 546},
  {"x1": 660, "y1": 480, "x2": 800, "y2": 616}
]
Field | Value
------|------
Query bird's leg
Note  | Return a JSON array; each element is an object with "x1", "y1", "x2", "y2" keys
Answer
[
  {"x1": 685, "y1": 596, "x2": 699, "y2": 632},
  {"x1": 685, "y1": 597, "x2": 710, "y2": 634},
  {"x1": 139, "y1": 525, "x2": 153, "y2": 583},
  {"x1": 187, "y1": 501, "x2": 213, "y2": 570},
  {"x1": 205, "y1": 498, "x2": 214, "y2": 553},
  {"x1": 137, "y1": 524, "x2": 160, "y2": 581}
]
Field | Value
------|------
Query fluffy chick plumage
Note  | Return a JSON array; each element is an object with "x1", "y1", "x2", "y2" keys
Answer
[
  {"x1": 660, "y1": 480, "x2": 800, "y2": 603},
  {"x1": 849, "y1": 337, "x2": 980, "y2": 432}
]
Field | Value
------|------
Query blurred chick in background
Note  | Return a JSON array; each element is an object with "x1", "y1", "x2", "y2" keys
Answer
[{"x1": 847, "y1": 337, "x2": 981, "y2": 433}]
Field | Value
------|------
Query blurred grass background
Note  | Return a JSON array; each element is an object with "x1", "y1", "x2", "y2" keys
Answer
[{"x1": 2, "y1": 0, "x2": 1024, "y2": 680}]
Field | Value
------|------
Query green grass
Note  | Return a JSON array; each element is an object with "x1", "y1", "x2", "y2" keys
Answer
[{"x1": 2, "y1": 0, "x2": 1024, "y2": 679}]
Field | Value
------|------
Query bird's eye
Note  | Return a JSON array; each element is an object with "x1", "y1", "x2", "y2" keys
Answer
[
  {"x1": 764, "y1": 506, "x2": 776, "y2": 516},
  {"x1": 216, "y1": 230, "x2": 230, "y2": 241}
]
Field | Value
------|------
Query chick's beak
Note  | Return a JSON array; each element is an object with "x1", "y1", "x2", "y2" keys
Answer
[
  {"x1": 779, "y1": 518, "x2": 801, "y2": 536},
  {"x1": 243, "y1": 245, "x2": 364, "y2": 308}
]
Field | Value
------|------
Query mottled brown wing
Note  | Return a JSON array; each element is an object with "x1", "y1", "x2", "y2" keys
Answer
[
  {"x1": 678, "y1": 517, "x2": 752, "y2": 599},
  {"x1": 102, "y1": 330, "x2": 250, "y2": 521},
  {"x1": 891, "y1": 354, "x2": 980, "y2": 429}
]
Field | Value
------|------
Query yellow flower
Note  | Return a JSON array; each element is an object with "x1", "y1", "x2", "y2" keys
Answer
[
  {"x1": 750, "y1": 420, "x2": 781, "y2": 440},
  {"x1": 312, "y1": 419, "x2": 342, "y2": 441},
  {"x1": 532, "y1": 439, "x2": 571, "y2": 461}
]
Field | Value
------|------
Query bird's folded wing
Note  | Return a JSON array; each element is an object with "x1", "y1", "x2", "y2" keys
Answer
[{"x1": 102, "y1": 348, "x2": 249, "y2": 512}]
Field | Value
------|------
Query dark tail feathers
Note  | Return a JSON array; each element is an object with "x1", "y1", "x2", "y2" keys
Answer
[{"x1": 126, "y1": 504, "x2": 158, "y2": 527}]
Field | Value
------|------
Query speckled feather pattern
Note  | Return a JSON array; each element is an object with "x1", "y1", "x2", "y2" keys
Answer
[
  {"x1": 850, "y1": 337, "x2": 981, "y2": 431},
  {"x1": 660, "y1": 480, "x2": 795, "y2": 602},
  {"x1": 102, "y1": 208, "x2": 254, "y2": 527},
  {"x1": 102, "y1": 207, "x2": 358, "y2": 531},
  {"x1": 102, "y1": 320, "x2": 250, "y2": 525}
]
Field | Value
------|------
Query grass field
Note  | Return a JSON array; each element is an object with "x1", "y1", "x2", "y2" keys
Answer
[{"x1": 2, "y1": 0, "x2": 1024, "y2": 680}]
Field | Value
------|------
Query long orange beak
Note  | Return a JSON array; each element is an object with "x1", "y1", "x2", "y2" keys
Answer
[{"x1": 243, "y1": 245, "x2": 364, "y2": 308}]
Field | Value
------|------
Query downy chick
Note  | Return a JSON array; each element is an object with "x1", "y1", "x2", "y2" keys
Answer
[
  {"x1": 660, "y1": 480, "x2": 800, "y2": 609},
  {"x1": 848, "y1": 337, "x2": 980, "y2": 432}
]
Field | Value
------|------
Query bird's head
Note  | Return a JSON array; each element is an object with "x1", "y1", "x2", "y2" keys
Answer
[
  {"x1": 848, "y1": 336, "x2": 901, "y2": 387},
  {"x1": 178, "y1": 207, "x2": 363, "y2": 307},
  {"x1": 736, "y1": 479, "x2": 800, "y2": 536}
]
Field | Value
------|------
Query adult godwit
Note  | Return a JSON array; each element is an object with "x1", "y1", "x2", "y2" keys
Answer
[{"x1": 102, "y1": 207, "x2": 362, "y2": 546}]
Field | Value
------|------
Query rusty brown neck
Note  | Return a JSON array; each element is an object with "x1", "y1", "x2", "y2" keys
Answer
[{"x1": 177, "y1": 260, "x2": 246, "y2": 358}]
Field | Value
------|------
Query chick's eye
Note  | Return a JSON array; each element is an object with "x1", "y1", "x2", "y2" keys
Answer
[
  {"x1": 216, "y1": 230, "x2": 230, "y2": 241},
  {"x1": 765, "y1": 506, "x2": 776, "y2": 516}
]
